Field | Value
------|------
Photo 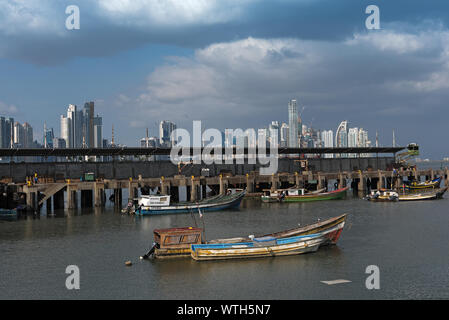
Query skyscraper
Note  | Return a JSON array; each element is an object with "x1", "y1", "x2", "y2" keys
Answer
[
  {"x1": 321, "y1": 130, "x2": 334, "y2": 158},
  {"x1": 280, "y1": 122, "x2": 289, "y2": 147},
  {"x1": 335, "y1": 120, "x2": 348, "y2": 158},
  {"x1": 93, "y1": 115, "x2": 102, "y2": 148},
  {"x1": 268, "y1": 121, "x2": 280, "y2": 148},
  {"x1": 159, "y1": 120, "x2": 176, "y2": 147},
  {"x1": 13, "y1": 121, "x2": 25, "y2": 147},
  {"x1": 288, "y1": 99, "x2": 298, "y2": 148},
  {"x1": 83, "y1": 101, "x2": 95, "y2": 147},
  {"x1": 60, "y1": 115, "x2": 71, "y2": 148},
  {"x1": 23, "y1": 123, "x2": 33, "y2": 148},
  {"x1": 66, "y1": 104, "x2": 83, "y2": 148}
]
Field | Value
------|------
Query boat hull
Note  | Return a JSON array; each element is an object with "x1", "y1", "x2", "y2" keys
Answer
[
  {"x1": 283, "y1": 187, "x2": 348, "y2": 202},
  {"x1": 152, "y1": 215, "x2": 347, "y2": 258},
  {"x1": 191, "y1": 235, "x2": 324, "y2": 261},
  {"x1": 191, "y1": 223, "x2": 345, "y2": 261},
  {"x1": 136, "y1": 191, "x2": 245, "y2": 215}
]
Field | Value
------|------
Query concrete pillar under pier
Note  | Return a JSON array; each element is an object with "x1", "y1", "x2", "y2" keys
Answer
[
  {"x1": 190, "y1": 178, "x2": 200, "y2": 202},
  {"x1": 377, "y1": 170, "x2": 383, "y2": 190},
  {"x1": 246, "y1": 174, "x2": 255, "y2": 193},
  {"x1": 219, "y1": 175, "x2": 224, "y2": 195},
  {"x1": 67, "y1": 187, "x2": 77, "y2": 209},
  {"x1": 338, "y1": 173, "x2": 344, "y2": 189},
  {"x1": 114, "y1": 189, "x2": 122, "y2": 208},
  {"x1": 95, "y1": 183, "x2": 105, "y2": 207},
  {"x1": 358, "y1": 171, "x2": 365, "y2": 191},
  {"x1": 270, "y1": 174, "x2": 279, "y2": 192},
  {"x1": 317, "y1": 174, "x2": 323, "y2": 189}
]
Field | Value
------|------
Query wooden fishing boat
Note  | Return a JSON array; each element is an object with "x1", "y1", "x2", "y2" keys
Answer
[
  {"x1": 208, "y1": 213, "x2": 347, "y2": 244},
  {"x1": 402, "y1": 177, "x2": 441, "y2": 190},
  {"x1": 142, "y1": 214, "x2": 346, "y2": 259},
  {"x1": 365, "y1": 190, "x2": 399, "y2": 202},
  {"x1": 282, "y1": 186, "x2": 348, "y2": 202},
  {"x1": 190, "y1": 223, "x2": 345, "y2": 261},
  {"x1": 260, "y1": 188, "x2": 326, "y2": 203},
  {"x1": 366, "y1": 187, "x2": 447, "y2": 202},
  {"x1": 134, "y1": 190, "x2": 246, "y2": 215}
]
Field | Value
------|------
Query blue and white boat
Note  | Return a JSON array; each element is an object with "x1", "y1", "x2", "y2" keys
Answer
[
  {"x1": 0, "y1": 208, "x2": 18, "y2": 221},
  {"x1": 134, "y1": 190, "x2": 246, "y2": 215}
]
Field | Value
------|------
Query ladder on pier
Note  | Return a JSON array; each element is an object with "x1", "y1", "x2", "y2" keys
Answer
[{"x1": 38, "y1": 183, "x2": 67, "y2": 206}]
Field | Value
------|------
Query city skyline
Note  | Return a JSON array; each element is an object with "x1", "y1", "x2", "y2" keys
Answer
[{"x1": 1, "y1": 1, "x2": 449, "y2": 158}]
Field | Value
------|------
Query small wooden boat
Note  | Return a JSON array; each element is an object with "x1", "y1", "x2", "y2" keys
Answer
[
  {"x1": 142, "y1": 214, "x2": 346, "y2": 259},
  {"x1": 0, "y1": 208, "x2": 18, "y2": 220},
  {"x1": 366, "y1": 187, "x2": 447, "y2": 202},
  {"x1": 365, "y1": 190, "x2": 399, "y2": 202},
  {"x1": 282, "y1": 187, "x2": 348, "y2": 202},
  {"x1": 209, "y1": 214, "x2": 347, "y2": 244},
  {"x1": 190, "y1": 223, "x2": 345, "y2": 261},
  {"x1": 402, "y1": 177, "x2": 441, "y2": 190},
  {"x1": 134, "y1": 190, "x2": 246, "y2": 215},
  {"x1": 261, "y1": 188, "x2": 326, "y2": 203}
]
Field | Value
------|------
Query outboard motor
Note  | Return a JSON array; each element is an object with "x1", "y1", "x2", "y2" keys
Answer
[{"x1": 140, "y1": 242, "x2": 159, "y2": 260}]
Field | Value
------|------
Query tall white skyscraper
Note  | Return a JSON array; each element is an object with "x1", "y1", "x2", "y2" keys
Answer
[
  {"x1": 280, "y1": 122, "x2": 289, "y2": 147},
  {"x1": 321, "y1": 130, "x2": 334, "y2": 158},
  {"x1": 288, "y1": 99, "x2": 298, "y2": 148},
  {"x1": 60, "y1": 115, "x2": 71, "y2": 148},
  {"x1": 348, "y1": 127, "x2": 359, "y2": 158},
  {"x1": 268, "y1": 121, "x2": 279, "y2": 148}
]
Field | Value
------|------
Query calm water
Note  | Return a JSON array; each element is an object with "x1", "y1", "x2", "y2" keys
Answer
[{"x1": 1, "y1": 188, "x2": 449, "y2": 300}]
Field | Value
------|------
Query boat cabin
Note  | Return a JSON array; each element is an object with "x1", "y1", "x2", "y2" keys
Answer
[
  {"x1": 286, "y1": 189, "x2": 306, "y2": 196},
  {"x1": 138, "y1": 195, "x2": 171, "y2": 207},
  {"x1": 153, "y1": 227, "x2": 203, "y2": 249}
]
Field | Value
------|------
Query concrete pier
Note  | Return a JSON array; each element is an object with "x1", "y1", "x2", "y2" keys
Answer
[{"x1": 11, "y1": 167, "x2": 447, "y2": 211}]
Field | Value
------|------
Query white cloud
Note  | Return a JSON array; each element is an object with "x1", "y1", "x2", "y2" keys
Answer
[
  {"x1": 126, "y1": 29, "x2": 449, "y2": 131},
  {"x1": 96, "y1": 0, "x2": 254, "y2": 27},
  {"x1": 0, "y1": 0, "x2": 63, "y2": 35},
  {"x1": 0, "y1": 101, "x2": 19, "y2": 114}
]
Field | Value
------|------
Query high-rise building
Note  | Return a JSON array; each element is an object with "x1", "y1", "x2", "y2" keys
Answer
[
  {"x1": 335, "y1": 120, "x2": 348, "y2": 158},
  {"x1": 321, "y1": 130, "x2": 334, "y2": 158},
  {"x1": 348, "y1": 127, "x2": 359, "y2": 158},
  {"x1": 335, "y1": 120, "x2": 348, "y2": 147},
  {"x1": 13, "y1": 121, "x2": 25, "y2": 147},
  {"x1": 53, "y1": 137, "x2": 66, "y2": 148},
  {"x1": 83, "y1": 101, "x2": 95, "y2": 147},
  {"x1": 93, "y1": 115, "x2": 102, "y2": 148},
  {"x1": 288, "y1": 99, "x2": 298, "y2": 148},
  {"x1": 5, "y1": 117, "x2": 14, "y2": 148},
  {"x1": 258, "y1": 128, "x2": 268, "y2": 147},
  {"x1": 280, "y1": 122, "x2": 289, "y2": 147},
  {"x1": 60, "y1": 115, "x2": 71, "y2": 148},
  {"x1": 159, "y1": 120, "x2": 176, "y2": 147},
  {"x1": 23, "y1": 122, "x2": 33, "y2": 148},
  {"x1": 66, "y1": 104, "x2": 83, "y2": 148},
  {"x1": 268, "y1": 121, "x2": 279, "y2": 148}
]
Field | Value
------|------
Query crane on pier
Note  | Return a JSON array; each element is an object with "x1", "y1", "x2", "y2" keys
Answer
[{"x1": 395, "y1": 143, "x2": 419, "y2": 169}]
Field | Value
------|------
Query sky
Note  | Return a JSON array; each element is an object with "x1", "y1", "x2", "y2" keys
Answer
[{"x1": 1, "y1": 0, "x2": 449, "y2": 159}]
